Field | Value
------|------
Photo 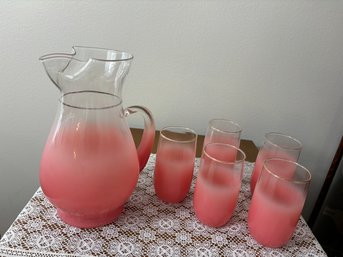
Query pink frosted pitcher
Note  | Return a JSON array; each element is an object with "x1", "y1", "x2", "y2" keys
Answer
[{"x1": 39, "y1": 46, "x2": 155, "y2": 228}]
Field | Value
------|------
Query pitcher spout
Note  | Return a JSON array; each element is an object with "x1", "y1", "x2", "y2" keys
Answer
[
  {"x1": 39, "y1": 53, "x2": 75, "y2": 91},
  {"x1": 39, "y1": 46, "x2": 134, "y2": 96}
]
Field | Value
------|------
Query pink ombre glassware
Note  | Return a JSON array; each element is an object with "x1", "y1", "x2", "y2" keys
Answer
[
  {"x1": 203, "y1": 119, "x2": 242, "y2": 149},
  {"x1": 248, "y1": 158, "x2": 311, "y2": 248},
  {"x1": 154, "y1": 126, "x2": 197, "y2": 203},
  {"x1": 193, "y1": 143, "x2": 246, "y2": 227},
  {"x1": 250, "y1": 132, "x2": 302, "y2": 194},
  {"x1": 39, "y1": 47, "x2": 155, "y2": 228}
]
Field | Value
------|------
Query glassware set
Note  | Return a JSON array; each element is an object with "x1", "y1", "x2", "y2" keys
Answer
[
  {"x1": 39, "y1": 46, "x2": 311, "y2": 249},
  {"x1": 154, "y1": 119, "x2": 311, "y2": 248}
]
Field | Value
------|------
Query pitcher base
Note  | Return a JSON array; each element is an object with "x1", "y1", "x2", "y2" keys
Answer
[{"x1": 57, "y1": 205, "x2": 124, "y2": 228}]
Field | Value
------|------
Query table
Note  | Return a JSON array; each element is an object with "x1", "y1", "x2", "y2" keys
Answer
[{"x1": 0, "y1": 154, "x2": 327, "y2": 257}]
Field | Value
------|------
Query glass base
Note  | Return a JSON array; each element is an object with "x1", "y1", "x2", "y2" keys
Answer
[{"x1": 57, "y1": 205, "x2": 124, "y2": 228}]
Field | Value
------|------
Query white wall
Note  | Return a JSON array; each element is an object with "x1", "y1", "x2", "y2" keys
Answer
[{"x1": 0, "y1": 1, "x2": 342, "y2": 235}]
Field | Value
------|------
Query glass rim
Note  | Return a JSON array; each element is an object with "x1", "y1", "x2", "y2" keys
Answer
[
  {"x1": 209, "y1": 118, "x2": 242, "y2": 134},
  {"x1": 263, "y1": 158, "x2": 312, "y2": 184},
  {"x1": 203, "y1": 142, "x2": 246, "y2": 165},
  {"x1": 264, "y1": 132, "x2": 303, "y2": 150},
  {"x1": 160, "y1": 126, "x2": 197, "y2": 143}
]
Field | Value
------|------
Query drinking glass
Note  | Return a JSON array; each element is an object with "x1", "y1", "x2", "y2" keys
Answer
[
  {"x1": 154, "y1": 126, "x2": 197, "y2": 203},
  {"x1": 250, "y1": 132, "x2": 302, "y2": 193},
  {"x1": 248, "y1": 158, "x2": 311, "y2": 248},
  {"x1": 203, "y1": 119, "x2": 242, "y2": 149},
  {"x1": 193, "y1": 143, "x2": 246, "y2": 227}
]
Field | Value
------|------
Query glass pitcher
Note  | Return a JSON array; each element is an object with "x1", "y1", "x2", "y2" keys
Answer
[{"x1": 39, "y1": 46, "x2": 155, "y2": 228}]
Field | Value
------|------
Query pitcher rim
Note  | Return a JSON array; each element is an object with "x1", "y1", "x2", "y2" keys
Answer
[{"x1": 39, "y1": 46, "x2": 134, "y2": 62}]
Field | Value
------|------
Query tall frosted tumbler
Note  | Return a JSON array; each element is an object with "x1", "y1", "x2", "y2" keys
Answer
[{"x1": 250, "y1": 132, "x2": 302, "y2": 193}]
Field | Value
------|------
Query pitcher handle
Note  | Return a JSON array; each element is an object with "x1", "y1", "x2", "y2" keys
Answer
[{"x1": 124, "y1": 105, "x2": 155, "y2": 172}]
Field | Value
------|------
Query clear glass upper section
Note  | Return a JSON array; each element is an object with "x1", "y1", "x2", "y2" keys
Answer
[{"x1": 39, "y1": 46, "x2": 133, "y2": 96}]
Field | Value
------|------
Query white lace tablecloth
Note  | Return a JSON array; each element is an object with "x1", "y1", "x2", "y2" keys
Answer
[{"x1": 0, "y1": 155, "x2": 327, "y2": 257}]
